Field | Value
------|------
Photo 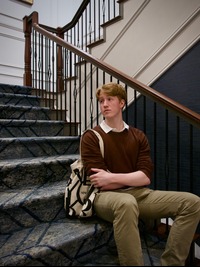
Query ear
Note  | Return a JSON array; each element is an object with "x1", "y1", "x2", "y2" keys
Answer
[{"x1": 120, "y1": 99, "x2": 126, "y2": 109}]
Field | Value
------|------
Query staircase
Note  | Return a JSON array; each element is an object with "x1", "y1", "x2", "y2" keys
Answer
[
  {"x1": 1, "y1": 83, "x2": 199, "y2": 266},
  {"x1": 0, "y1": 83, "x2": 113, "y2": 266}
]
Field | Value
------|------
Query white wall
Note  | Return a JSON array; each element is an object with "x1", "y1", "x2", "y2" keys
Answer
[
  {"x1": 90, "y1": 0, "x2": 200, "y2": 87},
  {"x1": 0, "y1": 0, "x2": 200, "y2": 87},
  {"x1": 0, "y1": 0, "x2": 83, "y2": 85}
]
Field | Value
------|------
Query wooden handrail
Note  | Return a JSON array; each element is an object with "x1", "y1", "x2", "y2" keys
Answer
[
  {"x1": 33, "y1": 22, "x2": 200, "y2": 129},
  {"x1": 38, "y1": 0, "x2": 90, "y2": 34}
]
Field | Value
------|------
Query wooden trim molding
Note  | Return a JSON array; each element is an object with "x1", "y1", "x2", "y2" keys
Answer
[{"x1": 18, "y1": 0, "x2": 33, "y2": 5}]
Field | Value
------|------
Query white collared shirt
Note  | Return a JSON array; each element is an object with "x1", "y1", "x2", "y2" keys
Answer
[{"x1": 100, "y1": 120, "x2": 129, "y2": 133}]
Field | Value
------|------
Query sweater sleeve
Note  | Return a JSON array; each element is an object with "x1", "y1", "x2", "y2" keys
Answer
[
  {"x1": 132, "y1": 128, "x2": 154, "y2": 179},
  {"x1": 81, "y1": 129, "x2": 107, "y2": 176}
]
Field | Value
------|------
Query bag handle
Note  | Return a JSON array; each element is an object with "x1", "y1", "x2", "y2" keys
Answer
[{"x1": 90, "y1": 129, "x2": 104, "y2": 158}]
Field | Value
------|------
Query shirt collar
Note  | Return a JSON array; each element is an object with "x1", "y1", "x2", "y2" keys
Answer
[{"x1": 100, "y1": 120, "x2": 129, "y2": 133}]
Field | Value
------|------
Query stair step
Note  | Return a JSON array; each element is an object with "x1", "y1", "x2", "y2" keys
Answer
[
  {"x1": 0, "y1": 83, "x2": 32, "y2": 95},
  {"x1": 0, "y1": 217, "x2": 113, "y2": 266},
  {"x1": 0, "y1": 136, "x2": 80, "y2": 160},
  {"x1": 0, "y1": 104, "x2": 55, "y2": 120},
  {"x1": 0, "y1": 119, "x2": 75, "y2": 137},
  {"x1": 0, "y1": 155, "x2": 78, "y2": 190},
  {"x1": 0, "y1": 104, "x2": 68, "y2": 121},
  {"x1": 0, "y1": 92, "x2": 41, "y2": 107},
  {"x1": 0, "y1": 180, "x2": 69, "y2": 233}
]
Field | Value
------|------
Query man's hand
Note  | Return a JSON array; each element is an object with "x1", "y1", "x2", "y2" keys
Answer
[{"x1": 90, "y1": 168, "x2": 123, "y2": 190}]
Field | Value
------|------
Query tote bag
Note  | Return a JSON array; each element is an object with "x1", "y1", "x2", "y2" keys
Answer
[{"x1": 64, "y1": 129, "x2": 104, "y2": 218}]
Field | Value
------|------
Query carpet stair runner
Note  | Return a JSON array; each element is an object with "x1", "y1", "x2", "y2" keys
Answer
[{"x1": 0, "y1": 83, "x2": 114, "y2": 266}]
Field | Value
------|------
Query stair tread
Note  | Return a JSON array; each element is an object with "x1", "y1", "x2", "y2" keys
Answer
[
  {"x1": 0, "y1": 180, "x2": 68, "y2": 207},
  {"x1": 0, "y1": 104, "x2": 50, "y2": 110},
  {"x1": 0, "y1": 217, "x2": 113, "y2": 266},
  {"x1": 0, "y1": 154, "x2": 78, "y2": 191},
  {"x1": 0, "y1": 104, "x2": 66, "y2": 112},
  {"x1": 0, "y1": 154, "x2": 78, "y2": 167},
  {"x1": 0, "y1": 136, "x2": 80, "y2": 141},
  {"x1": 0, "y1": 92, "x2": 40, "y2": 99},
  {"x1": 0, "y1": 119, "x2": 66, "y2": 124},
  {"x1": 0, "y1": 136, "x2": 80, "y2": 160},
  {"x1": 0, "y1": 119, "x2": 77, "y2": 138}
]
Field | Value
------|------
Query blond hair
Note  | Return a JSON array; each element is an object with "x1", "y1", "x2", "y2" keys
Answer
[{"x1": 96, "y1": 82, "x2": 127, "y2": 103}]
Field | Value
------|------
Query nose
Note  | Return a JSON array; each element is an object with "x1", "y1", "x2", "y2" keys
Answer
[{"x1": 103, "y1": 99, "x2": 108, "y2": 106}]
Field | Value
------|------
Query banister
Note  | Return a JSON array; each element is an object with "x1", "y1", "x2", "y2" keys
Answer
[
  {"x1": 23, "y1": 12, "x2": 39, "y2": 86},
  {"x1": 38, "y1": 0, "x2": 90, "y2": 34},
  {"x1": 33, "y1": 22, "x2": 200, "y2": 129},
  {"x1": 61, "y1": 0, "x2": 90, "y2": 33}
]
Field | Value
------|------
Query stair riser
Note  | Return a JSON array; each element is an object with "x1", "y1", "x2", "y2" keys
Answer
[
  {"x1": 0, "y1": 120, "x2": 75, "y2": 137},
  {"x1": 0, "y1": 106, "x2": 53, "y2": 120},
  {"x1": 0, "y1": 106, "x2": 67, "y2": 121},
  {"x1": 0, "y1": 83, "x2": 32, "y2": 95},
  {"x1": 0, "y1": 138, "x2": 80, "y2": 160},
  {"x1": 0, "y1": 93, "x2": 41, "y2": 107},
  {"x1": 0, "y1": 158, "x2": 76, "y2": 190}
]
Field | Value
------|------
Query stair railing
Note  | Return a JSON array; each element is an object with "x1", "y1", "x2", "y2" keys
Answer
[
  {"x1": 39, "y1": 0, "x2": 121, "y2": 52},
  {"x1": 23, "y1": 8, "x2": 200, "y2": 196}
]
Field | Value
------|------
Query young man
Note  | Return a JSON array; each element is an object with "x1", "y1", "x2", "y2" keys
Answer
[{"x1": 81, "y1": 82, "x2": 200, "y2": 266}]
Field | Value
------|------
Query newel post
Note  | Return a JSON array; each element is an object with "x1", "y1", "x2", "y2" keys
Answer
[
  {"x1": 56, "y1": 28, "x2": 64, "y2": 92},
  {"x1": 23, "y1": 11, "x2": 38, "y2": 87}
]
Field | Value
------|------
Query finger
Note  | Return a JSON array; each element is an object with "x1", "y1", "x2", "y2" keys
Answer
[
  {"x1": 91, "y1": 168, "x2": 102, "y2": 172},
  {"x1": 90, "y1": 174, "x2": 96, "y2": 179}
]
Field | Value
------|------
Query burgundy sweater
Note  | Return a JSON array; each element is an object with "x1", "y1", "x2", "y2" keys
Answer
[{"x1": 81, "y1": 125, "x2": 154, "y2": 181}]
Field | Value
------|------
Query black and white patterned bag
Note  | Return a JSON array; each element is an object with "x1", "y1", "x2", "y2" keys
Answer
[{"x1": 64, "y1": 129, "x2": 104, "y2": 218}]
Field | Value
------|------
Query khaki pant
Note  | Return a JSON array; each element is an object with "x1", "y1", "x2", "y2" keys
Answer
[{"x1": 94, "y1": 187, "x2": 200, "y2": 266}]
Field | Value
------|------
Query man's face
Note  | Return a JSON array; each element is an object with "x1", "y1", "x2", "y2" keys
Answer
[{"x1": 98, "y1": 92, "x2": 125, "y2": 119}]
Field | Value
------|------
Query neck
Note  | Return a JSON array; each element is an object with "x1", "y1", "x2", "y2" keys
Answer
[{"x1": 105, "y1": 118, "x2": 124, "y2": 131}]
